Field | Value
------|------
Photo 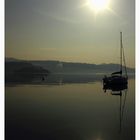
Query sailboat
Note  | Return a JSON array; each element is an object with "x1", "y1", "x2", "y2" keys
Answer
[{"x1": 103, "y1": 32, "x2": 128, "y2": 86}]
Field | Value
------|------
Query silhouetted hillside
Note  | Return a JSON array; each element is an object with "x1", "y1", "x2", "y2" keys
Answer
[
  {"x1": 6, "y1": 58, "x2": 135, "y2": 74},
  {"x1": 5, "y1": 61, "x2": 49, "y2": 82},
  {"x1": 30, "y1": 61, "x2": 134, "y2": 74}
]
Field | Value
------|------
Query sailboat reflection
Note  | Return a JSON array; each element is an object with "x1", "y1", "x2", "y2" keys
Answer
[{"x1": 103, "y1": 84, "x2": 128, "y2": 133}]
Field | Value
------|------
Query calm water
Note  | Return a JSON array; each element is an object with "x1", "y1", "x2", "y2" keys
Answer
[{"x1": 5, "y1": 77, "x2": 135, "y2": 140}]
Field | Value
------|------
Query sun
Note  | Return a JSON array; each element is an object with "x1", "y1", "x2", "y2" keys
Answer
[{"x1": 87, "y1": 0, "x2": 110, "y2": 13}]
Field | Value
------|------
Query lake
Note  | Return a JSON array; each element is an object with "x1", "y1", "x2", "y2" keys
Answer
[{"x1": 5, "y1": 75, "x2": 135, "y2": 140}]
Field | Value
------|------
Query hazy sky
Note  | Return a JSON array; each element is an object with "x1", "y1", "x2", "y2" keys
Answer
[{"x1": 5, "y1": 0, "x2": 135, "y2": 68}]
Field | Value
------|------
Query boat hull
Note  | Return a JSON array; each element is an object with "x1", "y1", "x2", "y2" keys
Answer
[{"x1": 103, "y1": 76, "x2": 128, "y2": 86}]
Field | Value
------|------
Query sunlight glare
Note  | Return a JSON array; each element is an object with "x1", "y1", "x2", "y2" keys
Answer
[{"x1": 88, "y1": 0, "x2": 110, "y2": 13}]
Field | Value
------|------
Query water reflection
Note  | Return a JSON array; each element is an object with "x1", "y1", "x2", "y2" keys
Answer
[
  {"x1": 6, "y1": 73, "x2": 104, "y2": 85},
  {"x1": 5, "y1": 78, "x2": 134, "y2": 140},
  {"x1": 103, "y1": 84, "x2": 128, "y2": 134},
  {"x1": 6, "y1": 73, "x2": 134, "y2": 85}
]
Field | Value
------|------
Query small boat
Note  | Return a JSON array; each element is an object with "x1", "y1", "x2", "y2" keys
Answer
[{"x1": 103, "y1": 32, "x2": 128, "y2": 86}]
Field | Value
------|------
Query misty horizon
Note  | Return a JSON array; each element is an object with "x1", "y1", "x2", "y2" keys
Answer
[{"x1": 6, "y1": 57, "x2": 135, "y2": 69}]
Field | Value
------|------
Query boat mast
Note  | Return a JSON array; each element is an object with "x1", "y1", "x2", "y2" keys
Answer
[
  {"x1": 120, "y1": 32, "x2": 123, "y2": 76},
  {"x1": 120, "y1": 32, "x2": 128, "y2": 78},
  {"x1": 123, "y1": 46, "x2": 128, "y2": 78}
]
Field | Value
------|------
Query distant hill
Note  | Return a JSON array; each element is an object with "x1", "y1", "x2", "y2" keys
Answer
[
  {"x1": 5, "y1": 57, "x2": 22, "y2": 62},
  {"x1": 30, "y1": 61, "x2": 134, "y2": 74},
  {"x1": 6, "y1": 61, "x2": 49, "y2": 74},
  {"x1": 5, "y1": 61, "x2": 49, "y2": 82},
  {"x1": 5, "y1": 58, "x2": 134, "y2": 74}
]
